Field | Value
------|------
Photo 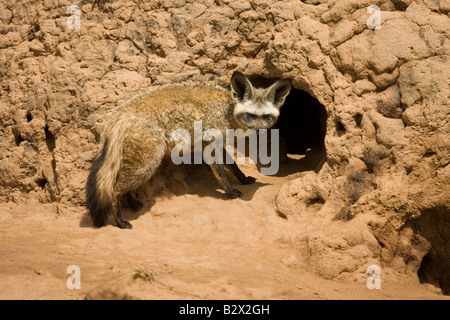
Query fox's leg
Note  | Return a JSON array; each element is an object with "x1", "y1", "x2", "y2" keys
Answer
[
  {"x1": 112, "y1": 194, "x2": 133, "y2": 229},
  {"x1": 126, "y1": 192, "x2": 143, "y2": 211},
  {"x1": 111, "y1": 129, "x2": 165, "y2": 228},
  {"x1": 208, "y1": 163, "x2": 242, "y2": 198},
  {"x1": 222, "y1": 148, "x2": 256, "y2": 185},
  {"x1": 114, "y1": 168, "x2": 158, "y2": 228},
  {"x1": 228, "y1": 162, "x2": 256, "y2": 185}
]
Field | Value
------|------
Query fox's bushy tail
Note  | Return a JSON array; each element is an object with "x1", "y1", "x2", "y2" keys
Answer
[{"x1": 86, "y1": 118, "x2": 128, "y2": 227}]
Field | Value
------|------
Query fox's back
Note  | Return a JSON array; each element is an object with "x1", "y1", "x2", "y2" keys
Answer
[{"x1": 116, "y1": 84, "x2": 235, "y2": 135}]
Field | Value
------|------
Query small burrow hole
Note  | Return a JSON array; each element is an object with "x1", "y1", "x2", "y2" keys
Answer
[
  {"x1": 335, "y1": 120, "x2": 346, "y2": 136},
  {"x1": 45, "y1": 125, "x2": 56, "y2": 152},
  {"x1": 353, "y1": 113, "x2": 363, "y2": 127},
  {"x1": 36, "y1": 178, "x2": 48, "y2": 190},
  {"x1": 14, "y1": 133, "x2": 25, "y2": 146}
]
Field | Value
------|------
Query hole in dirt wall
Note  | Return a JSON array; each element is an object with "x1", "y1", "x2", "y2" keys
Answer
[
  {"x1": 409, "y1": 206, "x2": 450, "y2": 295},
  {"x1": 247, "y1": 75, "x2": 327, "y2": 173}
]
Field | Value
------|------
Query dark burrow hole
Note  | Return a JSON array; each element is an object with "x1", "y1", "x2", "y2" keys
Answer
[
  {"x1": 409, "y1": 206, "x2": 450, "y2": 295},
  {"x1": 353, "y1": 113, "x2": 363, "y2": 127},
  {"x1": 36, "y1": 178, "x2": 48, "y2": 190},
  {"x1": 14, "y1": 133, "x2": 25, "y2": 146},
  {"x1": 247, "y1": 76, "x2": 327, "y2": 173},
  {"x1": 306, "y1": 196, "x2": 325, "y2": 206},
  {"x1": 335, "y1": 120, "x2": 346, "y2": 136},
  {"x1": 278, "y1": 88, "x2": 327, "y2": 155},
  {"x1": 45, "y1": 125, "x2": 56, "y2": 152},
  {"x1": 26, "y1": 111, "x2": 32, "y2": 122}
]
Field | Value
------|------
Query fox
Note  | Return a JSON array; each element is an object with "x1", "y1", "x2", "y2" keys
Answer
[{"x1": 86, "y1": 71, "x2": 292, "y2": 229}]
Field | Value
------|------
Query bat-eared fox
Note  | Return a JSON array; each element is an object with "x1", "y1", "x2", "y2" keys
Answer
[{"x1": 86, "y1": 71, "x2": 292, "y2": 228}]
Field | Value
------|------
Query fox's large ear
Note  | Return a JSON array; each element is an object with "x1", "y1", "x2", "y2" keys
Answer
[
  {"x1": 264, "y1": 78, "x2": 292, "y2": 108},
  {"x1": 231, "y1": 71, "x2": 253, "y2": 102}
]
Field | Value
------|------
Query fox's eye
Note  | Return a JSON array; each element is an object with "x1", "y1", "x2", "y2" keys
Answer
[
  {"x1": 246, "y1": 113, "x2": 256, "y2": 120},
  {"x1": 262, "y1": 114, "x2": 273, "y2": 122}
]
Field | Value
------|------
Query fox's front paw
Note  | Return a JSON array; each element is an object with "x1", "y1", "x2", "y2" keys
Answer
[
  {"x1": 227, "y1": 189, "x2": 242, "y2": 199},
  {"x1": 241, "y1": 176, "x2": 256, "y2": 185},
  {"x1": 117, "y1": 220, "x2": 133, "y2": 229}
]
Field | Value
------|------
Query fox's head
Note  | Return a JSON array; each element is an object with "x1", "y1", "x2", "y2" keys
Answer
[{"x1": 230, "y1": 71, "x2": 292, "y2": 130}]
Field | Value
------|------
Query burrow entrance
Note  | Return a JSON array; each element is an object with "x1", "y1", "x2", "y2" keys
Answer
[
  {"x1": 247, "y1": 75, "x2": 327, "y2": 173},
  {"x1": 409, "y1": 206, "x2": 450, "y2": 295}
]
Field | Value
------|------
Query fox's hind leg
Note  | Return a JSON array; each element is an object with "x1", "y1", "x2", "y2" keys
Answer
[
  {"x1": 112, "y1": 194, "x2": 132, "y2": 229},
  {"x1": 111, "y1": 128, "x2": 166, "y2": 228},
  {"x1": 114, "y1": 169, "x2": 158, "y2": 229},
  {"x1": 127, "y1": 192, "x2": 143, "y2": 211}
]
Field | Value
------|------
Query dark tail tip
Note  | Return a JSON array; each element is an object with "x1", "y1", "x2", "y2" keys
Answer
[{"x1": 86, "y1": 139, "x2": 111, "y2": 228}]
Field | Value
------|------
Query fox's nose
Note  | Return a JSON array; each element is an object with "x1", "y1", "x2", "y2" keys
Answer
[{"x1": 253, "y1": 119, "x2": 265, "y2": 130}]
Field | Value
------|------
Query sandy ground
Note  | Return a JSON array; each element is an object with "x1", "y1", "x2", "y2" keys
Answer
[{"x1": 0, "y1": 156, "x2": 447, "y2": 300}]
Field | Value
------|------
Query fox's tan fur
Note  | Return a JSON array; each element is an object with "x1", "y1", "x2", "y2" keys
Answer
[{"x1": 86, "y1": 72, "x2": 291, "y2": 228}]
